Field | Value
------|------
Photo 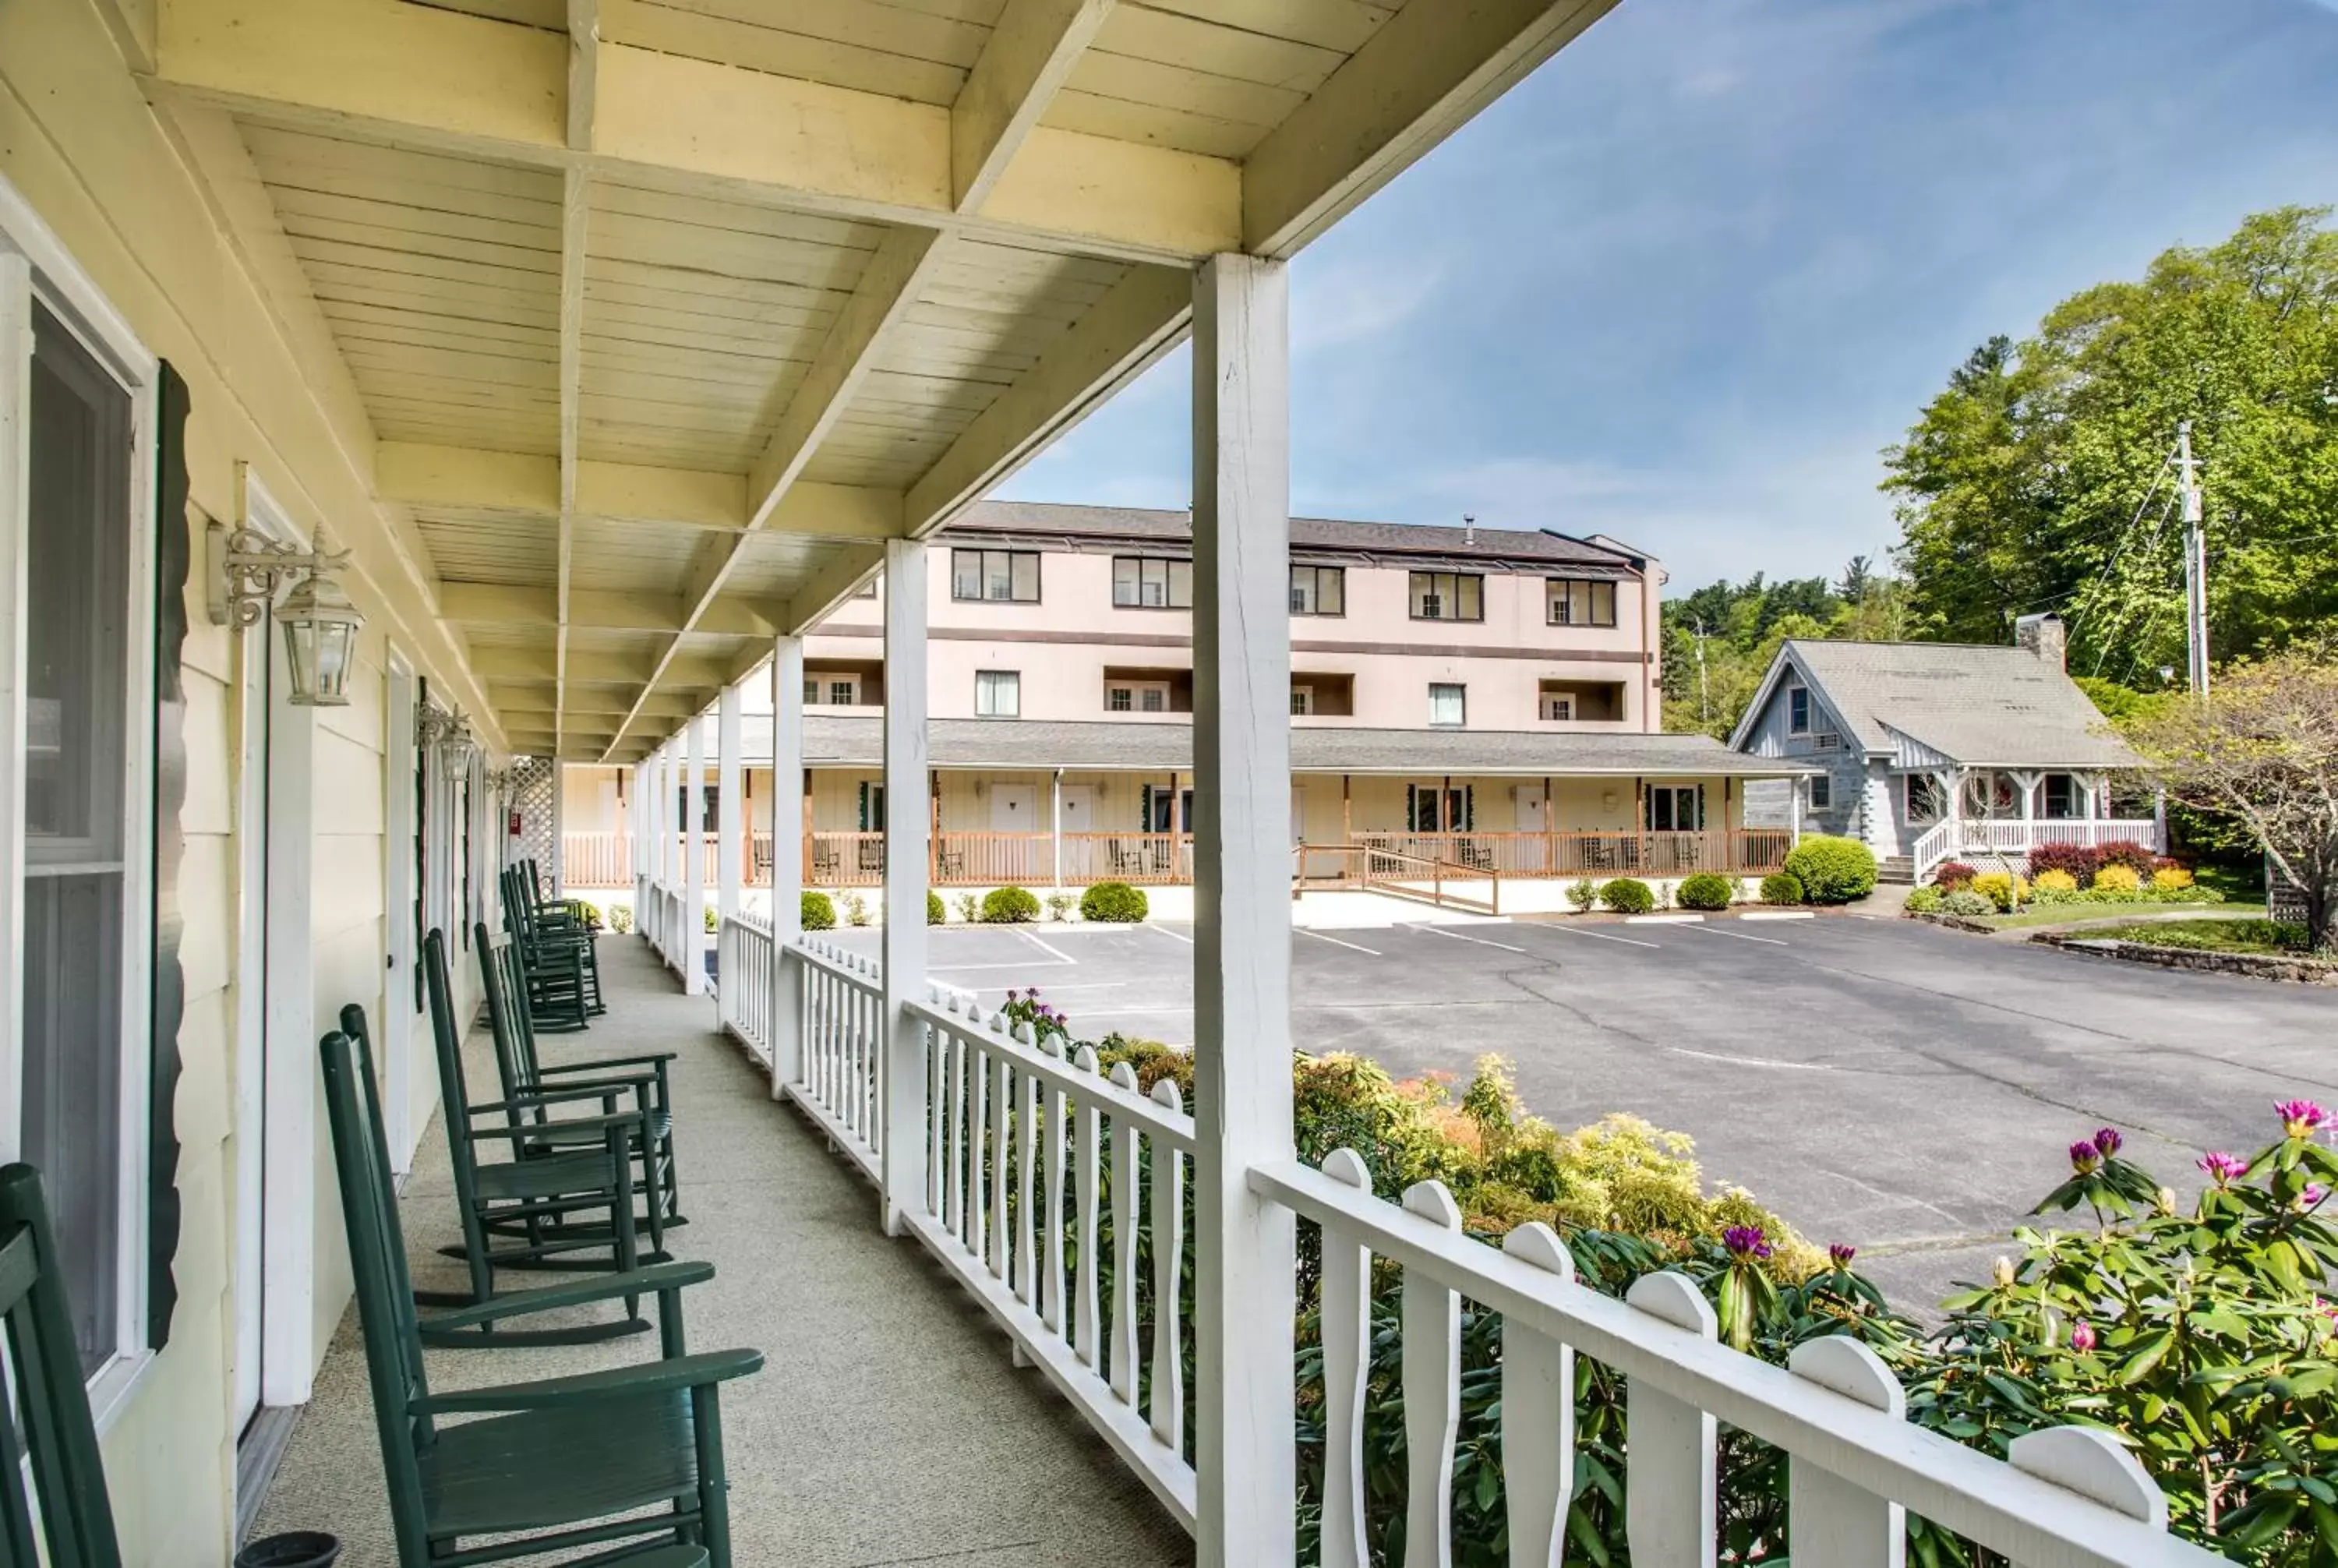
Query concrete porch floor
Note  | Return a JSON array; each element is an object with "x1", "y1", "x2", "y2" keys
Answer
[{"x1": 252, "y1": 934, "x2": 1192, "y2": 1566}]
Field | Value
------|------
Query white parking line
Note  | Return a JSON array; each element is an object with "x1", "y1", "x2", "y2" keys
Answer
[
  {"x1": 1407, "y1": 923, "x2": 1527, "y2": 953},
  {"x1": 1297, "y1": 928, "x2": 1382, "y2": 955},
  {"x1": 930, "y1": 960, "x2": 1073, "y2": 973},
  {"x1": 1144, "y1": 923, "x2": 1194, "y2": 945},
  {"x1": 1683, "y1": 923, "x2": 1789, "y2": 947},
  {"x1": 1535, "y1": 923, "x2": 1661, "y2": 949},
  {"x1": 1015, "y1": 928, "x2": 1077, "y2": 965}
]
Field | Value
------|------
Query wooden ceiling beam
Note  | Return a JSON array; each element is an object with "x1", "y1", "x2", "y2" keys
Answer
[
  {"x1": 555, "y1": 0, "x2": 599, "y2": 758},
  {"x1": 952, "y1": 0, "x2": 1114, "y2": 214},
  {"x1": 145, "y1": 0, "x2": 1238, "y2": 265}
]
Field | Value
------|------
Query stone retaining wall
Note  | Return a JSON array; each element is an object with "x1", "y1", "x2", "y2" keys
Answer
[{"x1": 2029, "y1": 932, "x2": 2337, "y2": 985}]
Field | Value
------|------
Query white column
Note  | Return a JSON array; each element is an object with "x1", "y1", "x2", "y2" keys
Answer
[
  {"x1": 1190, "y1": 252, "x2": 1297, "y2": 1568},
  {"x1": 718, "y1": 682, "x2": 743, "y2": 1022},
  {"x1": 1050, "y1": 767, "x2": 1063, "y2": 894},
  {"x1": 684, "y1": 717, "x2": 706, "y2": 994},
  {"x1": 770, "y1": 636, "x2": 806, "y2": 1092},
  {"x1": 881, "y1": 538, "x2": 931, "y2": 1234}
]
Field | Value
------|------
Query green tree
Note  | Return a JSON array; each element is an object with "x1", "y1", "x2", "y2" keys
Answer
[{"x1": 1884, "y1": 207, "x2": 2338, "y2": 683}]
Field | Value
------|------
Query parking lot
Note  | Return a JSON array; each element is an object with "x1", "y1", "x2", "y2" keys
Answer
[{"x1": 818, "y1": 913, "x2": 2337, "y2": 1312}]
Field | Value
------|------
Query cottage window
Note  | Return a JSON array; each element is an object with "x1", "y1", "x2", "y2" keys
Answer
[
  {"x1": 1905, "y1": 775, "x2": 1946, "y2": 824},
  {"x1": 1648, "y1": 786, "x2": 1703, "y2": 832},
  {"x1": 952, "y1": 548, "x2": 1040, "y2": 603},
  {"x1": 1409, "y1": 572, "x2": 1482, "y2": 622},
  {"x1": 975, "y1": 670, "x2": 1021, "y2": 718},
  {"x1": 1807, "y1": 774, "x2": 1831, "y2": 811},
  {"x1": 1787, "y1": 684, "x2": 1810, "y2": 734}
]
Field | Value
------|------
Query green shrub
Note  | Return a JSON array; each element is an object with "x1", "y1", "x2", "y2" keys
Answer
[
  {"x1": 1675, "y1": 871, "x2": 1735, "y2": 911},
  {"x1": 925, "y1": 889, "x2": 945, "y2": 924},
  {"x1": 1758, "y1": 871, "x2": 1803, "y2": 906},
  {"x1": 800, "y1": 891, "x2": 836, "y2": 931},
  {"x1": 1598, "y1": 877, "x2": 1655, "y2": 913},
  {"x1": 1046, "y1": 892, "x2": 1077, "y2": 923},
  {"x1": 704, "y1": 902, "x2": 719, "y2": 933},
  {"x1": 1903, "y1": 884, "x2": 1942, "y2": 913},
  {"x1": 846, "y1": 893, "x2": 871, "y2": 926},
  {"x1": 1938, "y1": 888, "x2": 1994, "y2": 916},
  {"x1": 1782, "y1": 833, "x2": 1877, "y2": 903},
  {"x1": 604, "y1": 902, "x2": 634, "y2": 934},
  {"x1": 1079, "y1": 881, "x2": 1148, "y2": 923},
  {"x1": 1564, "y1": 877, "x2": 1599, "y2": 911},
  {"x1": 954, "y1": 891, "x2": 981, "y2": 923},
  {"x1": 981, "y1": 885, "x2": 1041, "y2": 923},
  {"x1": 1969, "y1": 870, "x2": 2025, "y2": 911}
]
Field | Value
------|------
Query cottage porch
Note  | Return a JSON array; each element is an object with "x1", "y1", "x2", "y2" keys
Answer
[{"x1": 251, "y1": 933, "x2": 1190, "y2": 1566}]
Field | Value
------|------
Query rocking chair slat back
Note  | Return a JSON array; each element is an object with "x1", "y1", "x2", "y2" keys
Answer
[{"x1": 0, "y1": 1164, "x2": 124, "y2": 1568}]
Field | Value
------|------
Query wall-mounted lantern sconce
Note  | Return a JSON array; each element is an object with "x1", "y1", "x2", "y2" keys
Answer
[
  {"x1": 209, "y1": 522, "x2": 366, "y2": 706},
  {"x1": 419, "y1": 706, "x2": 480, "y2": 772}
]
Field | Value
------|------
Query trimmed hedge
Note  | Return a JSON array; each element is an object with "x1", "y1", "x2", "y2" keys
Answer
[
  {"x1": 982, "y1": 885, "x2": 1041, "y2": 923},
  {"x1": 926, "y1": 889, "x2": 945, "y2": 924},
  {"x1": 801, "y1": 891, "x2": 836, "y2": 931},
  {"x1": 1675, "y1": 872, "x2": 1735, "y2": 911},
  {"x1": 1079, "y1": 881, "x2": 1148, "y2": 923},
  {"x1": 1598, "y1": 877, "x2": 1655, "y2": 913},
  {"x1": 1758, "y1": 871, "x2": 1803, "y2": 906},
  {"x1": 1782, "y1": 833, "x2": 1877, "y2": 903}
]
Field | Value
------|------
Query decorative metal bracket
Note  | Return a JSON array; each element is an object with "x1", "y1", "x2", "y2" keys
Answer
[{"x1": 206, "y1": 521, "x2": 354, "y2": 627}]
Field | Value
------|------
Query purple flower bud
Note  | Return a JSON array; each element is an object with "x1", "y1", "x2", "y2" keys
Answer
[
  {"x1": 2069, "y1": 1320, "x2": 2096, "y2": 1353},
  {"x1": 1007, "y1": 990, "x2": 1019, "y2": 1002},
  {"x1": 1722, "y1": 1225, "x2": 1772, "y2": 1262},
  {"x1": 1828, "y1": 1242, "x2": 1856, "y2": 1270},
  {"x1": 2303, "y1": 1184, "x2": 2329, "y2": 1212},
  {"x1": 2276, "y1": 1100, "x2": 2329, "y2": 1139},
  {"x1": 2068, "y1": 1140, "x2": 2102, "y2": 1175},
  {"x1": 2093, "y1": 1127, "x2": 2123, "y2": 1158},
  {"x1": 2198, "y1": 1151, "x2": 2248, "y2": 1185}
]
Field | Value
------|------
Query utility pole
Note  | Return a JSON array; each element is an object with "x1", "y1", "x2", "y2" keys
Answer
[
  {"x1": 1692, "y1": 618, "x2": 1710, "y2": 729},
  {"x1": 2177, "y1": 421, "x2": 2209, "y2": 698}
]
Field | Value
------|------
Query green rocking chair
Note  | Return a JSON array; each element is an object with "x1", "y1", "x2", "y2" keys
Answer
[
  {"x1": 0, "y1": 1163, "x2": 125, "y2": 1568},
  {"x1": 322, "y1": 1027, "x2": 761, "y2": 1565}
]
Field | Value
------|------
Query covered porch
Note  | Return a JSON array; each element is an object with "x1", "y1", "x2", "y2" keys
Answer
[{"x1": 1903, "y1": 765, "x2": 2162, "y2": 879}]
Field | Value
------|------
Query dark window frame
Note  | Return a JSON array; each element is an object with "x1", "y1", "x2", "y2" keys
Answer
[
  {"x1": 1289, "y1": 563, "x2": 1346, "y2": 617},
  {"x1": 1545, "y1": 577, "x2": 1618, "y2": 627},
  {"x1": 1111, "y1": 555, "x2": 1192, "y2": 610},
  {"x1": 1408, "y1": 570, "x2": 1484, "y2": 623},
  {"x1": 950, "y1": 547, "x2": 1042, "y2": 604}
]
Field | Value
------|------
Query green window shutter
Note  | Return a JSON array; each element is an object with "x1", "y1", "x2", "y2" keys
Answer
[
  {"x1": 1140, "y1": 783, "x2": 1153, "y2": 830},
  {"x1": 1405, "y1": 784, "x2": 1418, "y2": 831},
  {"x1": 1464, "y1": 786, "x2": 1475, "y2": 831},
  {"x1": 1697, "y1": 783, "x2": 1708, "y2": 830},
  {"x1": 856, "y1": 780, "x2": 868, "y2": 830}
]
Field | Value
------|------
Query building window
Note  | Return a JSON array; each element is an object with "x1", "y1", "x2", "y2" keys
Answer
[
  {"x1": 1648, "y1": 786, "x2": 1704, "y2": 832},
  {"x1": 1906, "y1": 775, "x2": 1945, "y2": 824},
  {"x1": 976, "y1": 669, "x2": 1021, "y2": 718},
  {"x1": 1289, "y1": 564, "x2": 1344, "y2": 616},
  {"x1": 1291, "y1": 684, "x2": 1314, "y2": 716},
  {"x1": 1540, "y1": 692, "x2": 1574, "y2": 722},
  {"x1": 1107, "y1": 686, "x2": 1132, "y2": 713},
  {"x1": 1807, "y1": 774, "x2": 1832, "y2": 811},
  {"x1": 2043, "y1": 773, "x2": 2076, "y2": 819},
  {"x1": 804, "y1": 673, "x2": 860, "y2": 706},
  {"x1": 952, "y1": 548, "x2": 1040, "y2": 603},
  {"x1": 1112, "y1": 556, "x2": 1192, "y2": 609},
  {"x1": 1105, "y1": 680, "x2": 1170, "y2": 714},
  {"x1": 1409, "y1": 572, "x2": 1482, "y2": 622},
  {"x1": 1546, "y1": 578, "x2": 1617, "y2": 627},
  {"x1": 1787, "y1": 684, "x2": 1810, "y2": 735},
  {"x1": 1409, "y1": 785, "x2": 1467, "y2": 832},
  {"x1": 1428, "y1": 683, "x2": 1466, "y2": 727}
]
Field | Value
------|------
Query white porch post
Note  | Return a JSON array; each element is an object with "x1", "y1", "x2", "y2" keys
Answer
[
  {"x1": 684, "y1": 717, "x2": 705, "y2": 994},
  {"x1": 718, "y1": 681, "x2": 743, "y2": 1022},
  {"x1": 1191, "y1": 252, "x2": 1297, "y2": 1568},
  {"x1": 771, "y1": 634, "x2": 806, "y2": 1092},
  {"x1": 1050, "y1": 766, "x2": 1064, "y2": 894},
  {"x1": 881, "y1": 538, "x2": 931, "y2": 1234}
]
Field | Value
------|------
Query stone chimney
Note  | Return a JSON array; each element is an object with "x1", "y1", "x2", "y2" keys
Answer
[{"x1": 2015, "y1": 612, "x2": 2067, "y2": 669}]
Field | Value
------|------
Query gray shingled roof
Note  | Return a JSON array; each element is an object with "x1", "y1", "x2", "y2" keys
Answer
[
  {"x1": 944, "y1": 500, "x2": 1641, "y2": 575},
  {"x1": 1782, "y1": 640, "x2": 2138, "y2": 768},
  {"x1": 803, "y1": 715, "x2": 1814, "y2": 777}
]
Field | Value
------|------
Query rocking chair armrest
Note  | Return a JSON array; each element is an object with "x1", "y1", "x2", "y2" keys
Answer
[
  {"x1": 469, "y1": 1084, "x2": 624, "y2": 1114},
  {"x1": 410, "y1": 1349, "x2": 766, "y2": 1414},
  {"x1": 466, "y1": 1111, "x2": 643, "y2": 1141},
  {"x1": 422, "y1": 1261, "x2": 716, "y2": 1329},
  {"x1": 535, "y1": 1052, "x2": 676, "y2": 1075}
]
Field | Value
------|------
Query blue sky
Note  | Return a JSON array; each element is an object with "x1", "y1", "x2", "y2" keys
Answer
[{"x1": 999, "y1": 0, "x2": 2338, "y2": 595}]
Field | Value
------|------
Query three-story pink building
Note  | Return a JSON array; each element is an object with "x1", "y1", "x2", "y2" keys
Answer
[{"x1": 563, "y1": 502, "x2": 1814, "y2": 894}]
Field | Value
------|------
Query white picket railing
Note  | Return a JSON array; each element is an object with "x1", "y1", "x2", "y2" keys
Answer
[
  {"x1": 1254, "y1": 1153, "x2": 2214, "y2": 1568},
  {"x1": 709, "y1": 938, "x2": 2219, "y2": 1566},
  {"x1": 715, "y1": 909, "x2": 775, "y2": 1061},
  {"x1": 1912, "y1": 818, "x2": 2163, "y2": 881}
]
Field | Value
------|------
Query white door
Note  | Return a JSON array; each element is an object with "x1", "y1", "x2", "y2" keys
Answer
[
  {"x1": 1291, "y1": 787, "x2": 1306, "y2": 845},
  {"x1": 1058, "y1": 785, "x2": 1094, "y2": 833},
  {"x1": 1519, "y1": 791, "x2": 1546, "y2": 833},
  {"x1": 991, "y1": 784, "x2": 1037, "y2": 832}
]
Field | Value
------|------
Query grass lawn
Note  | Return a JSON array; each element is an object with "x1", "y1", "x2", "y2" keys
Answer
[
  {"x1": 2078, "y1": 917, "x2": 2316, "y2": 955},
  {"x1": 1972, "y1": 903, "x2": 2267, "y2": 932}
]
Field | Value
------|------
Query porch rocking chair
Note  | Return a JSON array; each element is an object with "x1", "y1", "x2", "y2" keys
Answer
[
  {"x1": 322, "y1": 1027, "x2": 761, "y2": 1566},
  {"x1": 0, "y1": 1163, "x2": 126, "y2": 1568},
  {"x1": 502, "y1": 867, "x2": 599, "y2": 1030},
  {"x1": 412, "y1": 930, "x2": 669, "y2": 1326},
  {"x1": 480, "y1": 921, "x2": 686, "y2": 1238}
]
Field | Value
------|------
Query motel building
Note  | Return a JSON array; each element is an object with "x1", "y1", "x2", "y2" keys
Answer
[
  {"x1": 560, "y1": 500, "x2": 1817, "y2": 911},
  {"x1": 0, "y1": 2, "x2": 2222, "y2": 1565}
]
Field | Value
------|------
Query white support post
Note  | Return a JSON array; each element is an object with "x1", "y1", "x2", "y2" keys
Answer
[
  {"x1": 718, "y1": 681, "x2": 743, "y2": 1020},
  {"x1": 1190, "y1": 252, "x2": 1298, "y2": 1568},
  {"x1": 771, "y1": 635, "x2": 806, "y2": 1092},
  {"x1": 881, "y1": 538, "x2": 931, "y2": 1234},
  {"x1": 1051, "y1": 766, "x2": 1064, "y2": 894},
  {"x1": 684, "y1": 717, "x2": 705, "y2": 994}
]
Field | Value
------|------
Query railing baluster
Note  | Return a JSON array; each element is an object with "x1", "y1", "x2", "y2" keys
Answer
[
  {"x1": 1107, "y1": 1062, "x2": 1140, "y2": 1404},
  {"x1": 1501, "y1": 1222, "x2": 1577, "y2": 1568},
  {"x1": 991, "y1": 1049, "x2": 1012, "y2": 1281},
  {"x1": 1400, "y1": 1181, "x2": 1464, "y2": 1568},
  {"x1": 1623, "y1": 1270, "x2": 1719, "y2": 1568},
  {"x1": 1147, "y1": 1077, "x2": 1184, "y2": 1460},
  {"x1": 2008, "y1": 1426, "x2": 2169, "y2": 1563},
  {"x1": 1042, "y1": 1035, "x2": 1068, "y2": 1336},
  {"x1": 1319, "y1": 1150, "x2": 1374, "y2": 1568},
  {"x1": 1015, "y1": 1022, "x2": 1040, "y2": 1308},
  {"x1": 945, "y1": 1021, "x2": 966, "y2": 1234},
  {"x1": 968, "y1": 1038, "x2": 988, "y2": 1257},
  {"x1": 927, "y1": 1002, "x2": 948, "y2": 1219},
  {"x1": 1787, "y1": 1336, "x2": 1905, "y2": 1568},
  {"x1": 1073, "y1": 1044, "x2": 1101, "y2": 1369}
]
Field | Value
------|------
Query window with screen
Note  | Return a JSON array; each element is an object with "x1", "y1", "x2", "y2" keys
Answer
[
  {"x1": 1111, "y1": 556, "x2": 1192, "y2": 609},
  {"x1": 1409, "y1": 572, "x2": 1482, "y2": 622},
  {"x1": 952, "y1": 548, "x2": 1040, "y2": 602}
]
